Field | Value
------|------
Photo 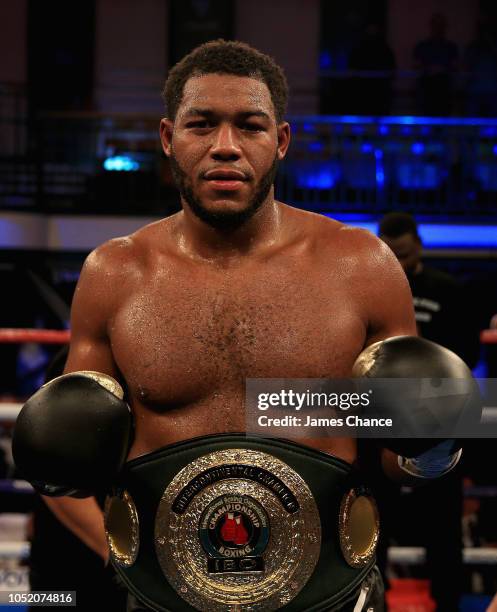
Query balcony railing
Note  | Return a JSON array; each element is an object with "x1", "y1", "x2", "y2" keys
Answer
[
  {"x1": 277, "y1": 115, "x2": 497, "y2": 219},
  {"x1": 1, "y1": 88, "x2": 497, "y2": 220}
]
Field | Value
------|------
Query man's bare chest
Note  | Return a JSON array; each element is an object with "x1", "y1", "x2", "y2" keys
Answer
[{"x1": 110, "y1": 268, "x2": 366, "y2": 405}]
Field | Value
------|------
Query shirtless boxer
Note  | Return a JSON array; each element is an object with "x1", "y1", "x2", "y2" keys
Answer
[{"x1": 14, "y1": 41, "x2": 472, "y2": 611}]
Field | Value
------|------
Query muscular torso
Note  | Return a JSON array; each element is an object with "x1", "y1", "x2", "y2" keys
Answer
[
  {"x1": 112, "y1": 239, "x2": 365, "y2": 461},
  {"x1": 69, "y1": 206, "x2": 415, "y2": 464}
]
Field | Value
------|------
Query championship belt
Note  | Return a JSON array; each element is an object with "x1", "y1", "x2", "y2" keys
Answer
[{"x1": 104, "y1": 434, "x2": 379, "y2": 611}]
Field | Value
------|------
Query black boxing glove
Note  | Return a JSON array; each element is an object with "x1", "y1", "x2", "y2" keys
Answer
[
  {"x1": 353, "y1": 336, "x2": 481, "y2": 475},
  {"x1": 12, "y1": 371, "x2": 133, "y2": 497}
]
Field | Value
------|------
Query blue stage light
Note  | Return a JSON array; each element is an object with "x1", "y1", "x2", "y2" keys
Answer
[
  {"x1": 308, "y1": 141, "x2": 324, "y2": 153},
  {"x1": 103, "y1": 155, "x2": 140, "y2": 172},
  {"x1": 291, "y1": 115, "x2": 497, "y2": 127},
  {"x1": 295, "y1": 163, "x2": 340, "y2": 189},
  {"x1": 418, "y1": 224, "x2": 497, "y2": 248},
  {"x1": 412, "y1": 142, "x2": 425, "y2": 155},
  {"x1": 375, "y1": 171, "x2": 385, "y2": 185},
  {"x1": 297, "y1": 171, "x2": 336, "y2": 189},
  {"x1": 375, "y1": 149, "x2": 385, "y2": 186},
  {"x1": 398, "y1": 116, "x2": 417, "y2": 125},
  {"x1": 481, "y1": 127, "x2": 497, "y2": 138},
  {"x1": 397, "y1": 163, "x2": 441, "y2": 189},
  {"x1": 476, "y1": 164, "x2": 497, "y2": 190},
  {"x1": 319, "y1": 50, "x2": 332, "y2": 70},
  {"x1": 339, "y1": 115, "x2": 374, "y2": 123}
]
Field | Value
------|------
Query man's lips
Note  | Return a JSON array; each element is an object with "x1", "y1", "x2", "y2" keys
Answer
[
  {"x1": 206, "y1": 180, "x2": 245, "y2": 191},
  {"x1": 204, "y1": 169, "x2": 247, "y2": 180},
  {"x1": 203, "y1": 169, "x2": 248, "y2": 191}
]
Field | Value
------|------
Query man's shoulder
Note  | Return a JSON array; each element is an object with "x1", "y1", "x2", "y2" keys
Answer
[
  {"x1": 286, "y1": 206, "x2": 342, "y2": 233},
  {"x1": 285, "y1": 206, "x2": 394, "y2": 267},
  {"x1": 305, "y1": 212, "x2": 389, "y2": 257},
  {"x1": 284, "y1": 206, "x2": 345, "y2": 237},
  {"x1": 85, "y1": 217, "x2": 173, "y2": 274},
  {"x1": 84, "y1": 234, "x2": 138, "y2": 278}
]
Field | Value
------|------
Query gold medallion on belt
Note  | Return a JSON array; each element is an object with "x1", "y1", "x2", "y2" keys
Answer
[
  {"x1": 339, "y1": 486, "x2": 380, "y2": 568},
  {"x1": 104, "y1": 490, "x2": 139, "y2": 567},
  {"x1": 155, "y1": 449, "x2": 321, "y2": 611}
]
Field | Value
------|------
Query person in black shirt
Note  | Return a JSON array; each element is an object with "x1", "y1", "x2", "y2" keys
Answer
[
  {"x1": 377, "y1": 211, "x2": 479, "y2": 612},
  {"x1": 378, "y1": 212, "x2": 479, "y2": 368}
]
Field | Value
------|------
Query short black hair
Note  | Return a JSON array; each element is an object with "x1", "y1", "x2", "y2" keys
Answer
[
  {"x1": 379, "y1": 212, "x2": 420, "y2": 240},
  {"x1": 162, "y1": 39, "x2": 288, "y2": 123}
]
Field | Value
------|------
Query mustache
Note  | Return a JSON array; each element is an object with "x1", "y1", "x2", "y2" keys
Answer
[{"x1": 169, "y1": 144, "x2": 255, "y2": 182}]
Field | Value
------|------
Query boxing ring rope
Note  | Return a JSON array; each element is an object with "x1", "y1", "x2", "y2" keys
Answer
[
  {"x1": 481, "y1": 329, "x2": 497, "y2": 345},
  {"x1": 0, "y1": 542, "x2": 30, "y2": 561},
  {"x1": 0, "y1": 325, "x2": 494, "y2": 349},
  {"x1": 0, "y1": 328, "x2": 70, "y2": 344},
  {"x1": 1, "y1": 328, "x2": 497, "y2": 567},
  {"x1": 388, "y1": 547, "x2": 497, "y2": 565},
  {"x1": 0, "y1": 325, "x2": 495, "y2": 348},
  {"x1": 0, "y1": 403, "x2": 25, "y2": 421}
]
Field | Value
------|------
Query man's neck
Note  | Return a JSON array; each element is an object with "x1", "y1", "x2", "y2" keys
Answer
[{"x1": 174, "y1": 197, "x2": 283, "y2": 262}]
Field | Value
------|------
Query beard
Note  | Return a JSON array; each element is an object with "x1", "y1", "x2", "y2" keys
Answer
[{"x1": 168, "y1": 150, "x2": 279, "y2": 230}]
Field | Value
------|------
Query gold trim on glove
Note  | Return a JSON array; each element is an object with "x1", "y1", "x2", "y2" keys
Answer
[{"x1": 43, "y1": 371, "x2": 124, "y2": 399}]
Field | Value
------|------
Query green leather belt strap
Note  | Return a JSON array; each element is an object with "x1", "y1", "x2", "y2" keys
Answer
[{"x1": 107, "y1": 434, "x2": 377, "y2": 612}]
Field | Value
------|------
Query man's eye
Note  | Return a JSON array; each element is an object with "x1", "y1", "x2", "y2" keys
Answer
[
  {"x1": 187, "y1": 121, "x2": 211, "y2": 128},
  {"x1": 242, "y1": 123, "x2": 264, "y2": 132}
]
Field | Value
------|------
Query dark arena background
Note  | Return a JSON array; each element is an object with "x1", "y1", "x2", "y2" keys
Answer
[{"x1": 1, "y1": 1, "x2": 497, "y2": 611}]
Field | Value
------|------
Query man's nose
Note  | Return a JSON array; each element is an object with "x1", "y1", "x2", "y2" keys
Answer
[{"x1": 210, "y1": 124, "x2": 242, "y2": 161}]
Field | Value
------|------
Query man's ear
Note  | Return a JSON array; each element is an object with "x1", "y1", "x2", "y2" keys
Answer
[
  {"x1": 160, "y1": 118, "x2": 174, "y2": 157},
  {"x1": 277, "y1": 122, "x2": 291, "y2": 160}
]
